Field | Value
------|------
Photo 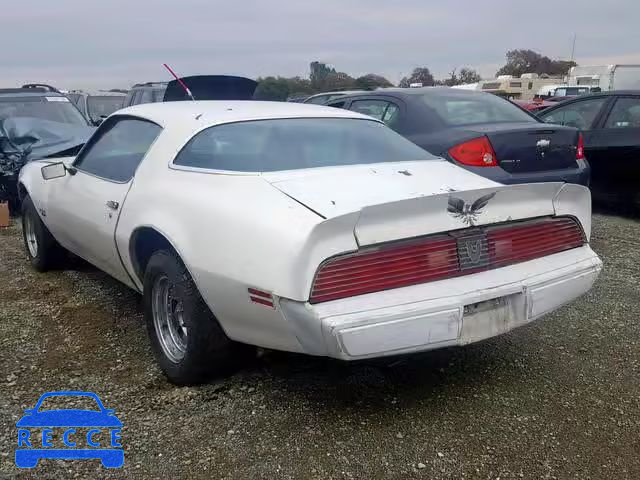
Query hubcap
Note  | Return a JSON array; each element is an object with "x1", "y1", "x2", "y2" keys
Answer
[
  {"x1": 151, "y1": 275, "x2": 188, "y2": 363},
  {"x1": 24, "y1": 215, "x2": 38, "y2": 258}
]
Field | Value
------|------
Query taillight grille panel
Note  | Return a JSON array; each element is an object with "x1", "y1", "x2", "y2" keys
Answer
[{"x1": 310, "y1": 217, "x2": 585, "y2": 303}]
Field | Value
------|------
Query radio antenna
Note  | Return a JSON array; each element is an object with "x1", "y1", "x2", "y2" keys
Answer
[{"x1": 163, "y1": 63, "x2": 195, "y2": 101}]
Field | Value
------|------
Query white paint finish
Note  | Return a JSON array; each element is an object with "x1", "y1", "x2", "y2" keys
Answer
[
  {"x1": 528, "y1": 268, "x2": 600, "y2": 319},
  {"x1": 338, "y1": 308, "x2": 461, "y2": 357},
  {"x1": 553, "y1": 183, "x2": 593, "y2": 239},
  {"x1": 263, "y1": 160, "x2": 497, "y2": 218},
  {"x1": 355, "y1": 182, "x2": 566, "y2": 247}
]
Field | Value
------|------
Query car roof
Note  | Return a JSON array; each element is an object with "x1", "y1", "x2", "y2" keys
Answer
[
  {"x1": 541, "y1": 90, "x2": 640, "y2": 110},
  {"x1": 307, "y1": 90, "x2": 365, "y2": 98},
  {"x1": 328, "y1": 86, "x2": 489, "y2": 101},
  {"x1": 118, "y1": 100, "x2": 373, "y2": 129},
  {"x1": 0, "y1": 88, "x2": 67, "y2": 98}
]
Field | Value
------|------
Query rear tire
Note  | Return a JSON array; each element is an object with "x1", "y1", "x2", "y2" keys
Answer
[
  {"x1": 21, "y1": 195, "x2": 63, "y2": 272},
  {"x1": 143, "y1": 249, "x2": 252, "y2": 385}
]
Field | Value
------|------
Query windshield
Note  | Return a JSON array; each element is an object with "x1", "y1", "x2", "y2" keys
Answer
[
  {"x1": 0, "y1": 97, "x2": 88, "y2": 125},
  {"x1": 173, "y1": 118, "x2": 436, "y2": 172},
  {"x1": 420, "y1": 92, "x2": 536, "y2": 126},
  {"x1": 86, "y1": 96, "x2": 124, "y2": 121}
]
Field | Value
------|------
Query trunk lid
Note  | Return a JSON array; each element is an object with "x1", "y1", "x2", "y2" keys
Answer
[
  {"x1": 262, "y1": 161, "x2": 582, "y2": 247},
  {"x1": 263, "y1": 160, "x2": 498, "y2": 219},
  {"x1": 462, "y1": 123, "x2": 579, "y2": 173}
]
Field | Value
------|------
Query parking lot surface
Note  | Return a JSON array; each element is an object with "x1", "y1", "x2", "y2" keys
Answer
[{"x1": 1, "y1": 212, "x2": 639, "y2": 479}]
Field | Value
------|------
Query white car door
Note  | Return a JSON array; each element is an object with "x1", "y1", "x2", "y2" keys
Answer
[{"x1": 45, "y1": 116, "x2": 162, "y2": 284}]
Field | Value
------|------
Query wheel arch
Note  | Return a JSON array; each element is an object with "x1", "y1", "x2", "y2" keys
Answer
[{"x1": 129, "y1": 226, "x2": 184, "y2": 286}]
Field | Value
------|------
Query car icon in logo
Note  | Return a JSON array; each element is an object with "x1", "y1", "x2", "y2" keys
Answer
[{"x1": 15, "y1": 391, "x2": 123, "y2": 468}]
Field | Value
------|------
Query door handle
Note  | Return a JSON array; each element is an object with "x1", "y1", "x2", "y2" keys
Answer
[{"x1": 106, "y1": 200, "x2": 119, "y2": 210}]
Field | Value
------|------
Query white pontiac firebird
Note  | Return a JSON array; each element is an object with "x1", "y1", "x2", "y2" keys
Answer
[{"x1": 18, "y1": 101, "x2": 603, "y2": 384}]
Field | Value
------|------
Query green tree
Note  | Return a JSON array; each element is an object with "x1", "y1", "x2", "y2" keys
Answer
[
  {"x1": 458, "y1": 67, "x2": 482, "y2": 84},
  {"x1": 399, "y1": 67, "x2": 435, "y2": 88},
  {"x1": 254, "y1": 77, "x2": 290, "y2": 101},
  {"x1": 496, "y1": 49, "x2": 576, "y2": 77},
  {"x1": 309, "y1": 61, "x2": 336, "y2": 90},
  {"x1": 323, "y1": 71, "x2": 356, "y2": 91},
  {"x1": 354, "y1": 74, "x2": 394, "y2": 90}
]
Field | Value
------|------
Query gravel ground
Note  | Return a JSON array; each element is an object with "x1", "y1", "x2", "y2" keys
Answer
[{"x1": 1, "y1": 212, "x2": 639, "y2": 479}]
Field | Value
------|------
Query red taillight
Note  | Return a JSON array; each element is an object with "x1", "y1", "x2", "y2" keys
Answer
[
  {"x1": 448, "y1": 136, "x2": 498, "y2": 167},
  {"x1": 310, "y1": 217, "x2": 585, "y2": 303},
  {"x1": 576, "y1": 133, "x2": 585, "y2": 160}
]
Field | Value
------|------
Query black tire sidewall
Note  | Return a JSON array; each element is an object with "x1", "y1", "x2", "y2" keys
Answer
[
  {"x1": 21, "y1": 195, "x2": 56, "y2": 271},
  {"x1": 143, "y1": 249, "x2": 235, "y2": 384}
]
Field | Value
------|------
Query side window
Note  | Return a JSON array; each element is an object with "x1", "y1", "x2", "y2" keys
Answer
[
  {"x1": 74, "y1": 117, "x2": 161, "y2": 182},
  {"x1": 327, "y1": 101, "x2": 346, "y2": 109},
  {"x1": 540, "y1": 97, "x2": 607, "y2": 129},
  {"x1": 603, "y1": 97, "x2": 640, "y2": 129},
  {"x1": 381, "y1": 103, "x2": 400, "y2": 129},
  {"x1": 139, "y1": 89, "x2": 155, "y2": 105},
  {"x1": 350, "y1": 100, "x2": 390, "y2": 120},
  {"x1": 123, "y1": 91, "x2": 136, "y2": 107},
  {"x1": 306, "y1": 95, "x2": 330, "y2": 105}
]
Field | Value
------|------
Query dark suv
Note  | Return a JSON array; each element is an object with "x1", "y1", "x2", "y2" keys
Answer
[
  {"x1": 0, "y1": 84, "x2": 91, "y2": 212},
  {"x1": 122, "y1": 75, "x2": 258, "y2": 107},
  {"x1": 0, "y1": 84, "x2": 90, "y2": 126}
]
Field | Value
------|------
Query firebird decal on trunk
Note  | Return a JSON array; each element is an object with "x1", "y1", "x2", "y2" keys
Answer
[{"x1": 447, "y1": 192, "x2": 496, "y2": 226}]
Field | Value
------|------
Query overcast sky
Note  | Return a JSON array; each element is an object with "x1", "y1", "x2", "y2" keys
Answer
[{"x1": 1, "y1": 0, "x2": 638, "y2": 90}]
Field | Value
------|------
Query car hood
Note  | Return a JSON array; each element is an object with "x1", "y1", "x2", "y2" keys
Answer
[
  {"x1": 0, "y1": 116, "x2": 95, "y2": 175},
  {"x1": 262, "y1": 160, "x2": 498, "y2": 218},
  {"x1": 163, "y1": 75, "x2": 257, "y2": 101},
  {"x1": 16, "y1": 409, "x2": 123, "y2": 428}
]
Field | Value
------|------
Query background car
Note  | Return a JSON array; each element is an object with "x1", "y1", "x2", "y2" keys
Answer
[
  {"x1": 302, "y1": 90, "x2": 365, "y2": 104},
  {"x1": 0, "y1": 85, "x2": 92, "y2": 213},
  {"x1": 123, "y1": 75, "x2": 257, "y2": 107},
  {"x1": 539, "y1": 90, "x2": 640, "y2": 206},
  {"x1": 0, "y1": 85, "x2": 90, "y2": 126},
  {"x1": 326, "y1": 87, "x2": 590, "y2": 186},
  {"x1": 512, "y1": 99, "x2": 556, "y2": 113},
  {"x1": 66, "y1": 91, "x2": 125, "y2": 125}
]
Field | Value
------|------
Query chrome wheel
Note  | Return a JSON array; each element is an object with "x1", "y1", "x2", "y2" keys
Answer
[
  {"x1": 24, "y1": 214, "x2": 39, "y2": 258},
  {"x1": 151, "y1": 275, "x2": 188, "y2": 363}
]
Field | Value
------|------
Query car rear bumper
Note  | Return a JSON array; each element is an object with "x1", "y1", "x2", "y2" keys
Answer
[
  {"x1": 280, "y1": 245, "x2": 602, "y2": 360},
  {"x1": 462, "y1": 160, "x2": 590, "y2": 187}
]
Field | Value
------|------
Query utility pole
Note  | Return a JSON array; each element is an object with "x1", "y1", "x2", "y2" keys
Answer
[{"x1": 570, "y1": 34, "x2": 577, "y2": 62}]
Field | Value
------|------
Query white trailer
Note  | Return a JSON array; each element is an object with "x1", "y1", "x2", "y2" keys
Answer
[{"x1": 568, "y1": 65, "x2": 640, "y2": 91}]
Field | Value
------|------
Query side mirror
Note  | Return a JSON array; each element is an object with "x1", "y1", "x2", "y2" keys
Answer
[
  {"x1": 92, "y1": 118, "x2": 104, "y2": 126},
  {"x1": 23, "y1": 409, "x2": 34, "y2": 414},
  {"x1": 104, "y1": 409, "x2": 115, "y2": 415},
  {"x1": 41, "y1": 162, "x2": 67, "y2": 180}
]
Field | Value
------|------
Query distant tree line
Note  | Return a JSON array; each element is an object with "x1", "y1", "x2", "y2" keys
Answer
[{"x1": 254, "y1": 49, "x2": 577, "y2": 101}]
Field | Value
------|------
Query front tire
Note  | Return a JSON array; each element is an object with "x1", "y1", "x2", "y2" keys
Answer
[
  {"x1": 21, "y1": 195, "x2": 63, "y2": 271},
  {"x1": 143, "y1": 249, "x2": 250, "y2": 385}
]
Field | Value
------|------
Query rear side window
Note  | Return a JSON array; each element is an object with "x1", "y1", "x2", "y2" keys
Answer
[
  {"x1": 540, "y1": 97, "x2": 608, "y2": 129},
  {"x1": 603, "y1": 97, "x2": 640, "y2": 129},
  {"x1": 420, "y1": 92, "x2": 535, "y2": 126},
  {"x1": 74, "y1": 117, "x2": 161, "y2": 182},
  {"x1": 173, "y1": 118, "x2": 435, "y2": 172}
]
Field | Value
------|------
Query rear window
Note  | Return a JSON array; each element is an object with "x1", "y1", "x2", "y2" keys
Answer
[
  {"x1": 173, "y1": 118, "x2": 436, "y2": 172},
  {"x1": 420, "y1": 92, "x2": 535, "y2": 126}
]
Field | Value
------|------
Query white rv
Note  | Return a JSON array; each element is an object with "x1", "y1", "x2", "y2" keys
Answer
[{"x1": 567, "y1": 65, "x2": 640, "y2": 91}]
